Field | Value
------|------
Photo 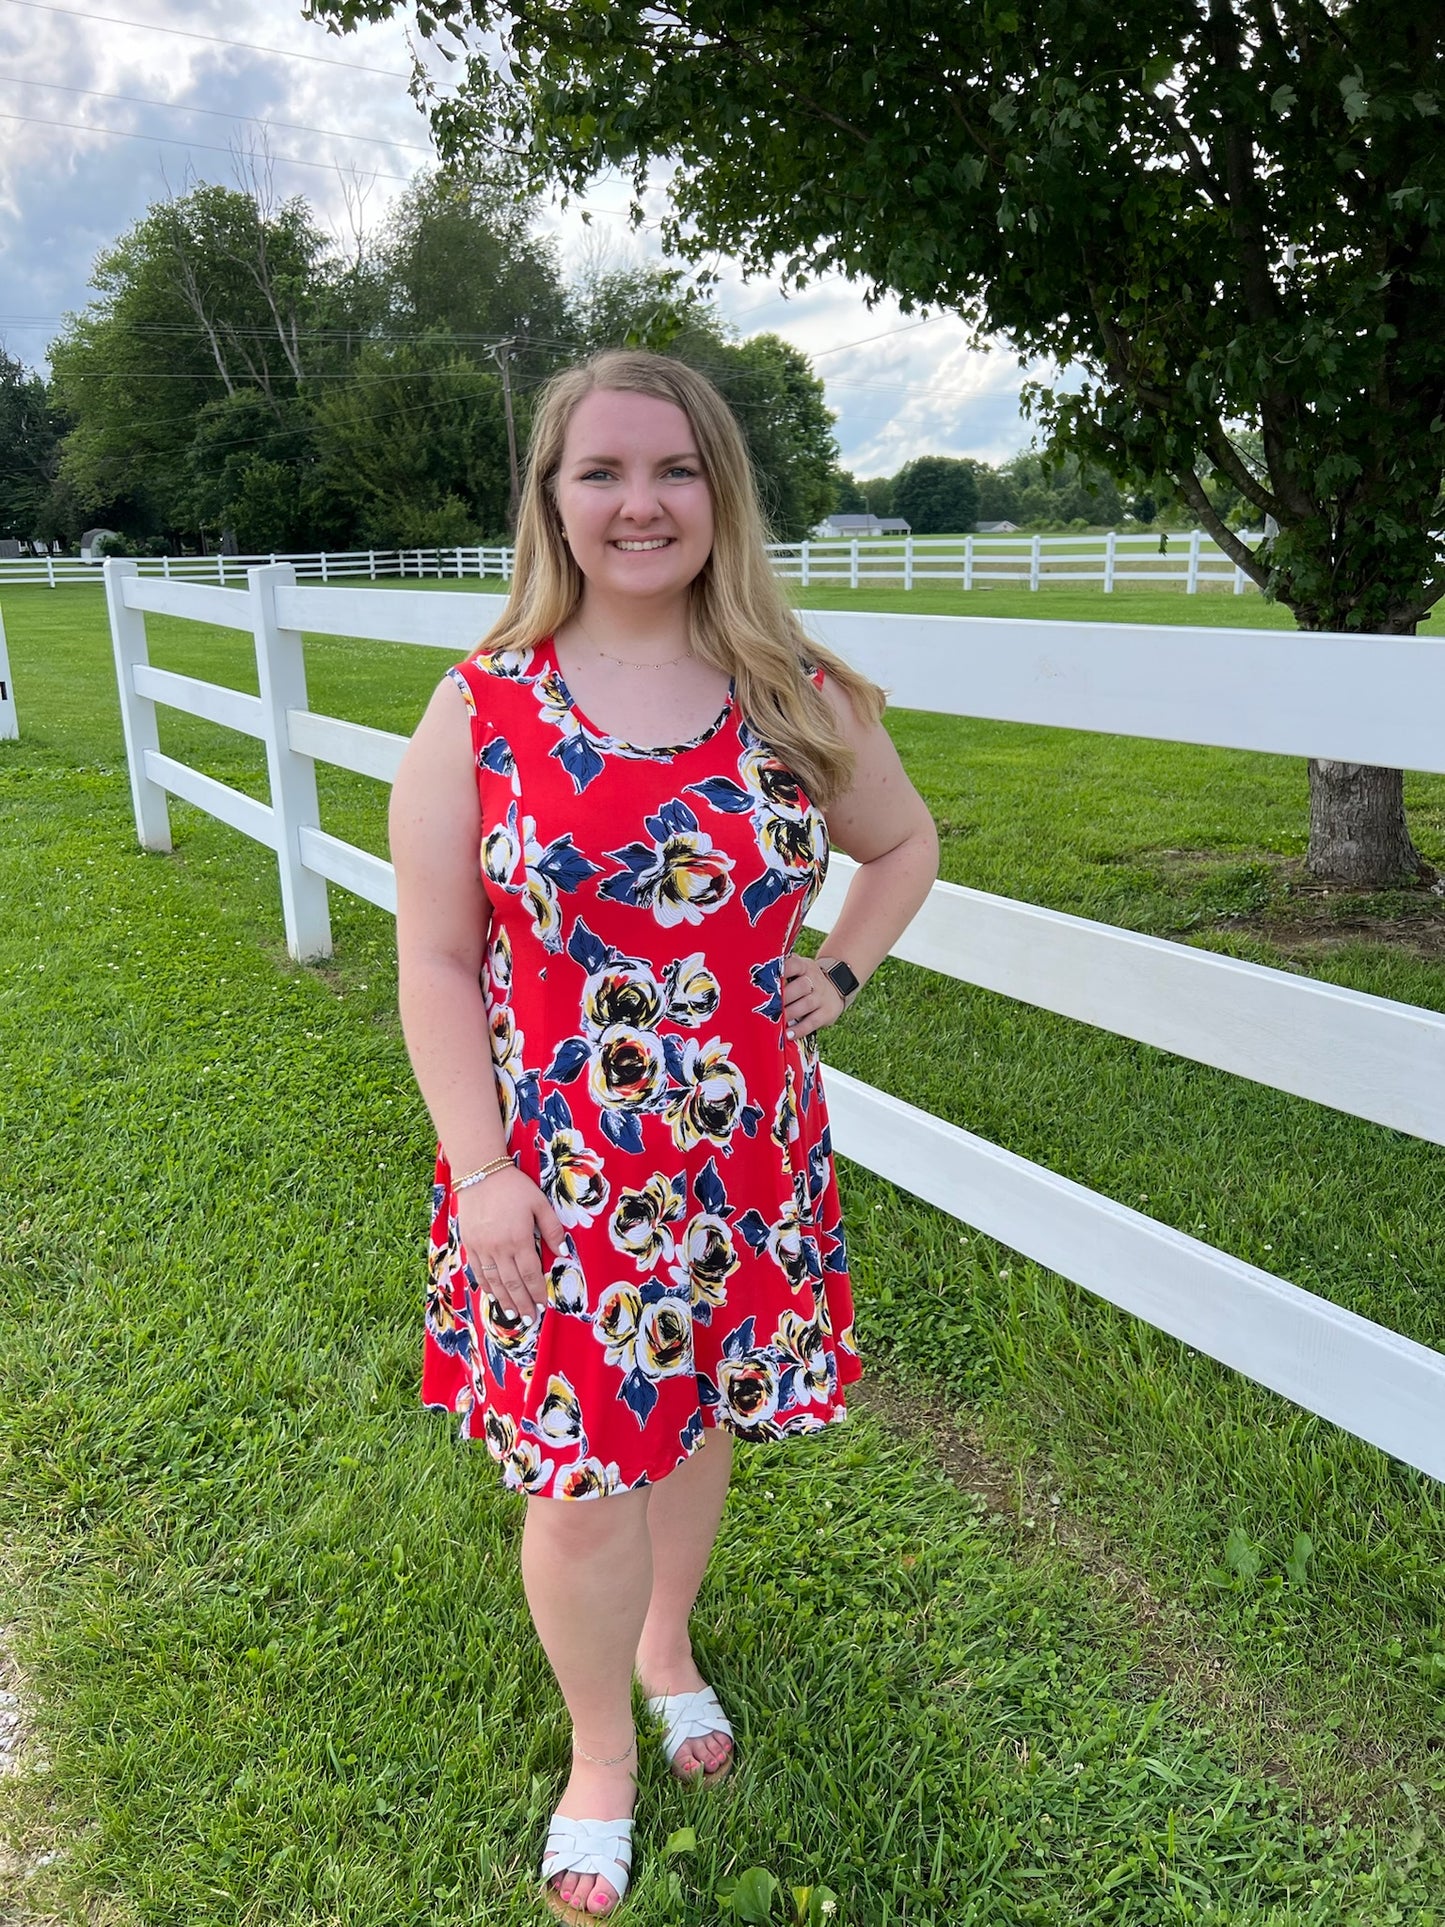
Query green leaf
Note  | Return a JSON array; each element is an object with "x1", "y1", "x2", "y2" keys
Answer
[
  {"x1": 1284, "y1": 1531, "x2": 1313, "y2": 1588},
  {"x1": 665, "y1": 1827, "x2": 697, "y2": 1857},
  {"x1": 1270, "y1": 85, "x2": 1297, "y2": 116},
  {"x1": 729, "y1": 1867, "x2": 780, "y2": 1923},
  {"x1": 1224, "y1": 1525, "x2": 1261, "y2": 1580}
]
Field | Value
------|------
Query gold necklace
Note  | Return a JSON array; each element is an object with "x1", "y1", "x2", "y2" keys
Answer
[{"x1": 572, "y1": 613, "x2": 693, "y2": 670}]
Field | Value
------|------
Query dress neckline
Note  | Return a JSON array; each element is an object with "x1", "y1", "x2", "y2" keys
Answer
[{"x1": 542, "y1": 635, "x2": 735, "y2": 758}]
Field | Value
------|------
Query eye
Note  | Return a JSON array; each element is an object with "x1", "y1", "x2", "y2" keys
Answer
[
  {"x1": 579, "y1": 467, "x2": 615, "y2": 482},
  {"x1": 664, "y1": 465, "x2": 700, "y2": 480}
]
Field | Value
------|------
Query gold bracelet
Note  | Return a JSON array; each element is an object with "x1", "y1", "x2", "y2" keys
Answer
[{"x1": 453, "y1": 1155, "x2": 515, "y2": 1193}]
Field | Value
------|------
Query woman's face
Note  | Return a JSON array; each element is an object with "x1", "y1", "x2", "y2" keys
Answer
[{"x1": 553, "y1": 387, "x2": 715, "y2": 605}]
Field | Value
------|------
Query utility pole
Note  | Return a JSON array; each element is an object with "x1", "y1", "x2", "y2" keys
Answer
[{"x1": 490, "y1": 338, "x2": 521, "y2": 533}]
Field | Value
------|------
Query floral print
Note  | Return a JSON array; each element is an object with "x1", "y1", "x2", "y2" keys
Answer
[{"x1": 422, "y1": 636, "x2": 858, "y2": 1496}]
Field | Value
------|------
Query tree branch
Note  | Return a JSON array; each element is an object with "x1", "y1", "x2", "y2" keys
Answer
[
  {"x1": 1172, "y1": 468, "x2": 1271, "y2": 587},
  {"x1": 1200, "y1": 416, "x2": 1281, "y2": 518}
]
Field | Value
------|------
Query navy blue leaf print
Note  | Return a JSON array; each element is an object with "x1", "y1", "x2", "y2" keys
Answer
[
  {"x1": 735, "y1": 1209, "x2": 770, "y2": 1253},
  {"x1": 566, "y1": 917, "x2": 610, "y2": 974},
  {"x1": 694, "y1": 1155, "x2": 729, "y2": 1217},
  {"x1": 552, "y1": 730, "x2": 606, "y2": 794},
  {"x1": 540, "y1": 1091, "x2": 573, "y2": 1136},
  {"x1": 680, "y1": 1410, "x2": 704, "y2": 1452},
  {"x1": 516, "y1": 1070, "x2": 543, "y2": 1123},
  {"x1": 600, "y1": 1107, "x2": 646, "y2": 1155},
  {"x1": 686, "y1": 776, "x2": 753, "y2": 814},
  {"x1": 660, "y1": 1034, "x2": 690, "y2": 1083},
  {"x1": 696, "y1": 1372, "x2": 721, "y2": 1410},
  {"x1": 646, "y1": 797, "x2": 699, "y2": 840},
  {"x1": 545, "y1": 1035, "x2": 589, "y2": 1083},
  {"x1": 536, "y1": 834, "x2": 603, "y2": 893},
  {"x1": 722, "y1": 1316, "x2": 758, "y2": 1360},
  {"x1": 620, "y1": 1368, "x2": 659, "y2": 1426},
  {"x1": 739, "y1": 1103, "x2": 764, "y2": 1139},
  {"x1": 741, "y1": 867, "x2": 790, "y2": 922},
  {"x1": 750, "y1": 955, "x2": 784, "y2": 1020},
  {"x1": 480, "y1": 734, "x2": 514, "y2": 776}
]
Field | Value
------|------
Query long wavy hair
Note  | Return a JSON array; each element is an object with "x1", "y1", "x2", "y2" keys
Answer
[{"x1": 474, "y1": 349, "x2": 885, "y2": 806}]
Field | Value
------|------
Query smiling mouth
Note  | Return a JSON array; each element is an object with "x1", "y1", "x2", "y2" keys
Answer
[{"x1": 611, "y1": 537, "x2": 674, "y2": 551}]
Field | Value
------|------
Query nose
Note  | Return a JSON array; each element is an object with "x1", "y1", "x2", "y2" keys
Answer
[{"x1": 617, "y1": 468, "x2": 665, "y2": 525}]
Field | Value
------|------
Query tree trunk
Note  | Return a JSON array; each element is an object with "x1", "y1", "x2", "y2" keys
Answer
[{"x1": 1306, "y1": 760, "x2": 1424, "y2": 885}]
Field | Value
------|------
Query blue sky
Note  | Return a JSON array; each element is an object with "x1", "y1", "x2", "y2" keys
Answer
[{"x1": 0, "y1": 0, "x2": 1049, "y2": 476}]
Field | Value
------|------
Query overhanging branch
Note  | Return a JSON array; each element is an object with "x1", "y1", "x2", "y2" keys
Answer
[{"x1": 1173, "y1": 468, "x2": 1271, "y2": 588}]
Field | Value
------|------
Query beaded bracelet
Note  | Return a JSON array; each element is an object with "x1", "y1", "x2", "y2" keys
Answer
[{"x1": 453, "y1": 1154, "x2": 516, "y2": 1193}]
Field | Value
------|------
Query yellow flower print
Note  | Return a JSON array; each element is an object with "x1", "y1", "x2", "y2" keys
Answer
[
  {"x1": 600, "y1": 799, "x2": 735, "y2": 927},
  {"x1": 483, "y1": 816, "x2": 521, "y2": 888},
  {"x1": 483, "y1": 1408, "x2": 518, "y2": 1463},
  {"x1": 582, "y1": 958, "x2": 666, "y2": 1036},
  {"x1": 665, "y1": 1038, "x2": 750, "y2": 1152},
  {"x1": 540, "y1": 1126, "x2": 610, "y2": 1228},
  {"x1": 775, "y1": 1309, "x2": 831, "y2": 1405},
  {"x1": 610, "y1": 1172, "x2": 687, "y2": 1271},
  {"x1": 637, "y1": 1298, "x2": 694, "y2": 1381},
  {"x1": 739, "y1": 744, "x2": 809, "y2": 822},
  {"x1": 589, "y1": 1024, "x2": 668, "y2": 1113},
  {"x1": 772, "y1": 1068, "x2": 799, "y2": 1149},
  {"x1": 594, "y1": 1281, "x2": 644, "y2": 1371},
  {"x1": 558, "y1": 1457, "x2": 626, "y2": 1500},
  {"x1": 717, "y1": 1351, "x2": 781, "y2": 1430},
  {"x1": 487, "y1": 924, "x2": 513, "y2": 994},
  {"x1": 547, "y1": 1249, "x2": 587, "y2": 1315},
  {"x1": 667, "y1": 1211, "x2": 738, "y2": 1315},
  {"x1": 504, "y1": 1438, "x2": 556, "y2": 1494},
  {"x1": 663, "y1": 952, "x2": 721, "y2": 1027},
  {"x1": 535, "y1": 1372, "x2": 585, "y2": 1447}
]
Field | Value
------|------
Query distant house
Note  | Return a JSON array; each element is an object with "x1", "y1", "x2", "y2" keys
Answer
[
  {"x1": 80, "y1": 528, "x2": 120, "y2": 563},
  {"x1": 976, "y1": 520, "x2": 1022, "y2": 533},
  {"x1": 819, "y1": 512, "x2": 912, "y2": 536}
]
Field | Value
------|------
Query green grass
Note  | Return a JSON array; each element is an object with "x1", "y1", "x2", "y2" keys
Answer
[{"x1": 1, "y1": 579, "x2": 1444, "y2": 1925}]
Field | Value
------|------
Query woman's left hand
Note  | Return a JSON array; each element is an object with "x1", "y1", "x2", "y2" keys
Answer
[{"x1": 782, "y1": 953, "x2": 848, "y2": 1040}]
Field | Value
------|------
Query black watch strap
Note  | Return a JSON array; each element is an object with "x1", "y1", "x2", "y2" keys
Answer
[{"x1": 819, "y1": 956, "x2": 860, "y2": 1003}]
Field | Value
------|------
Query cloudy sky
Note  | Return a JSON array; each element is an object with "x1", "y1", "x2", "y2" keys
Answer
[{"x1": 0, "y1": 0, "x2": 1049, "y2": 476}]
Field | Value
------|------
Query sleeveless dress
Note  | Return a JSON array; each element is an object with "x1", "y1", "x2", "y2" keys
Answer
[{"x1": 421, "y1": 637, "x2": 860, "y2": 1498}]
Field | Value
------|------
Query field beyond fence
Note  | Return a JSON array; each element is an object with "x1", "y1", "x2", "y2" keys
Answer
[{"x1": 0, "y1": 527, "x2": 1261, "y2": 596}]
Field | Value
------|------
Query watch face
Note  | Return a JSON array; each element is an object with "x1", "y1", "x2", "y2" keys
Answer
[{"x1": 823, "y1": 959, "x2": 860, "y2": 999}]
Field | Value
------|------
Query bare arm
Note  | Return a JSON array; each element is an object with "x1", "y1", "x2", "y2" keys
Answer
[
  {"x1": 389, "y1": 677, "x2": 564, "y2": 1322},
  {"x1": 782, "y1": 682, "x2": 939, "y2": 1039}
]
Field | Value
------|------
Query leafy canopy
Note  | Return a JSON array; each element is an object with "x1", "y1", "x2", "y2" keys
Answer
[{"x1": 306, "y1": 0, "x2": 1445, "y2": 632}]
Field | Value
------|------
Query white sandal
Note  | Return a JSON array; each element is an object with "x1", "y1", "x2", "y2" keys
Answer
[
  {"x1": 540, "y1": 1812, "x2": 634, "y2": 1923},
  {"x1": 645, "y1": 1685, "x2": 735, "y2": 1786}
]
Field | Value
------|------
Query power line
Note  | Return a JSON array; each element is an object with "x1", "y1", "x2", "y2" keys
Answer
[
  {"x1": 0, "y1": 69, "x2": 433, "y2": 155},
  {"x1": 0, "y1": 0, "x2": 411, "y2": 78},
  {"x1": 0, "y1": 107, "x2": 416, "y2": 182}
]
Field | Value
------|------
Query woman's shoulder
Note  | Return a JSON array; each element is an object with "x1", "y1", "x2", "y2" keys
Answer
[{"x1": 453, "y1": 639, "x2": 548, "y2": 689}]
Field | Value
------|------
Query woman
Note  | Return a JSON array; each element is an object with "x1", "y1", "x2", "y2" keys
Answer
[{"x1": 389, "y1": 349, "x2": 938, "y2": 1921}]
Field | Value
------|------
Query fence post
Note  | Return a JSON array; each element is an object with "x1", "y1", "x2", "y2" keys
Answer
[
  {"x1": 1029, "y1": 534, "x2": 1042, "y2": 590},
  {"x1": 249, "y1": 564, "x2": 332, "y2": 962},
  {"x1": 320, "y1": 550, "x2": 330, "y2": 585},
  {"x1": 217, "y1": 552, "x2": 226, "y2": 585},
  {"x1": 103, "y1": 559, "x2": 172, "y2": 851},
  {"x1": 1234, "y1": 561, "x2": 1247, "y2": 595},
  {"x1": 45, "y1": 553, "x2": 55, "y2": 588},
  {"x1": 369, "y1": 549, "x2": 377, "y2": 581},
  {"x1": 800, "y1": 541, "x2": 810, "y2": 589},
  {"x1": 1187, "y1": 527, "x2": 1202, "y2": 593},
  {"x1": 850, "y1": 539, "x2": 859, "y2": 590},
  {"x1": 964, "y1": 535, "x2": 974, "y2": 592},
  {"x1": 904, "y1": 534, "x2": 914, "y2": 591},
  {"x1": 162, "y1": 555, "x2": 171, "y2": 579},
  {"x1": 0, "y1": 604, "x2": 18, "y2": 740},
  {"x1": 1104, "y1": 529, "x2": 1117, "y2": 593}
]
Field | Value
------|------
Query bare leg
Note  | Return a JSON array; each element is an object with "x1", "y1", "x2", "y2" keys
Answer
[
  {"x1": 522, "y1": 1488, "x2": 652, "y2": 1917},
  {"x1": 634, "y1": 1428, "x2": 735, "y2": 1779}
]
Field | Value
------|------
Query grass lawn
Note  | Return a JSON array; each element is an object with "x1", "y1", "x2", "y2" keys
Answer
[{"x1": 1, "y1": 578, "x2": 1443, "y2": 1925}]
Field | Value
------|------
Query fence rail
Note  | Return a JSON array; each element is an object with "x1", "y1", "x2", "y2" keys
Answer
[
  {"x1": 6, "y1": 530, "x2": 1262, "y2": 594},
  {"x1": 101, "y1": 558, "x2": 1445, "y2": 1481}
]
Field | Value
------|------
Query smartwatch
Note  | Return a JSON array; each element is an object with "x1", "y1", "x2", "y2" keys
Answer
[{"x1": 817, "y1": 956, "x2": 861, "y2": 1006}]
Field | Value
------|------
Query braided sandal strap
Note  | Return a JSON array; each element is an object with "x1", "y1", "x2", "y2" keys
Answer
[
  {"x1": 541, "y1": 1814, "x2": 634, "y2": 1896},
  {"x1": 644, "y1": 1686, "x2": 733, "y2": 1768}
]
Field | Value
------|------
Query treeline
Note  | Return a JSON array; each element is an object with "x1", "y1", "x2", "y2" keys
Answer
[
  {"x1": 1, "y1": 172, "x2": 842, "y2": 554},
  {"x1": 835, "y1": 450, "x2": 1257, "y2": 534}
]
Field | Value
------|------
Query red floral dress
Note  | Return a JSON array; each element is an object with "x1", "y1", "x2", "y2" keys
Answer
[{"x1": 421, "y1": 637, "x2": 860, "y2": 1498}]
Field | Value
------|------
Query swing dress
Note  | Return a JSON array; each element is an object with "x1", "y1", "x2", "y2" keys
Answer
[{"x1": 420, "y1": 637, "x2": 861, "y2": 1498}]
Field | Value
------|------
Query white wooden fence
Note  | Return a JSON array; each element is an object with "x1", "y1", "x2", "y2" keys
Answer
[
  {"x1": 8, "y1": 529, "x2": 1261, "y2": 594},
  {"x1": 103, "y1": 558, "x2": 1445, "y2": 1481},
  {"x1": 0, "y1": 605, "x2": 17, "y2": 740}
]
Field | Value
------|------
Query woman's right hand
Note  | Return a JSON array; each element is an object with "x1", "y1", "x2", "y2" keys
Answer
[{"x1": 457, "y1": 1168, "x2": 569, "y2": 1326}]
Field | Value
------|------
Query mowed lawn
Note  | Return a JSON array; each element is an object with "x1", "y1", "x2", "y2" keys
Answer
[{"x1": 1, "y1": 577, "x2": 1443, "y2": 1926}]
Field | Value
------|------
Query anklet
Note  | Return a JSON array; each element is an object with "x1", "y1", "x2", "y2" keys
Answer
[{"x1": 573, "y1": 1736, "x2": 636, "y2": 1767}]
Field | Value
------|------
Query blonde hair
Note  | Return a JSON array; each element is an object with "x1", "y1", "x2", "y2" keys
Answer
[{"x1": 474, "y1": 349, "x2": 884, "y2": 805}]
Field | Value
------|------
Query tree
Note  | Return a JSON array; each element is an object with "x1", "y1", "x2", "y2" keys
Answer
[
  {"x1": 964, "y1": 460, "x2": 1021, "y2": 525},
  {"x1": 307, "y1": 0, "x2": 1445, "y2": 884},
  {"x1": 830, "y1": 469, "x2": 867, "y2": 513},
  {"x1": 0, "y1": 352, "x2": 62, "y2": 540},
  {"x1": 48, "y1": 184, "x2": 341, "y2": 537},
  {"x1": 857, "y1": 476, "x2": 894, "y2": 518},
  {"x1": 893, "y1": 455, "x2": 980, "y2": 534}
]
